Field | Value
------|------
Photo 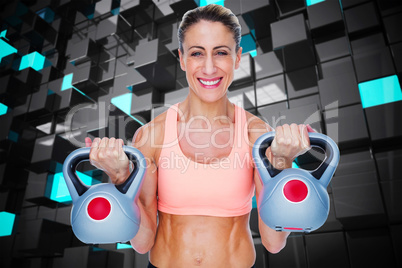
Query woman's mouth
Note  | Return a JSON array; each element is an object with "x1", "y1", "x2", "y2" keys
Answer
[{"x1": 198, "y1": 78, "x2": 222, "y2": 88}]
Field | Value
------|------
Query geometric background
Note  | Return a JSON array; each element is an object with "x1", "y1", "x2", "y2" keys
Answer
[{"x1": 0, "y1": 0, "x2": 401, "y2": 267}]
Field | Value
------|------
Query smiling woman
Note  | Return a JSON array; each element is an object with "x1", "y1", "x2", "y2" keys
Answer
[
  {"x1": 178, "y1": 20, "x2": 242, "y2": 103},
  {"x1": 86, "y1": 4, "x2": 314, "y2": 268}
]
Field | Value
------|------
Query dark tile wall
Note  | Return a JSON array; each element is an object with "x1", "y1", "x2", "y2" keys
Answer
[{"x1": 0, "y1": 0, "x2": 401, "y2": 267}]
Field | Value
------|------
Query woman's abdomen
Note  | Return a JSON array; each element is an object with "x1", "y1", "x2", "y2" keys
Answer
[{"x1": 150, "y1": 212, "x2": 256, "y2": 268}]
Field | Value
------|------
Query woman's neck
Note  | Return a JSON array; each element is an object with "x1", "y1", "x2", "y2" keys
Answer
[{"x1": 179, "y1": 93, "x2": 233, "y2": 123}]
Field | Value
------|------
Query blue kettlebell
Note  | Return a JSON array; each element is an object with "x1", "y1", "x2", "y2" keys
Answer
[
  {"x1": 252, "y1": 132, "x2": 339, "y2": 233},
  {"x1": 62, "y1": 146, "x2": 146, "y2": 244}
]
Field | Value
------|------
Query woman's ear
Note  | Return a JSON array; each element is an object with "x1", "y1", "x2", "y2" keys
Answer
[
  {"x1": 235, "y1": 47, "x2": 243, "y2": 70},
  {"x1": 178, "y1": 49, "x2": 186, "y2": 71}
]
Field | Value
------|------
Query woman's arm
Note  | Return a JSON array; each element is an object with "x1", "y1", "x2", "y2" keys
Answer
[
  {"x1": 247, "y1": 114, "x2": 312, "y2": 253},
  {"x1": 129, "y1": 124, "x2": 158, "y2": 254},
  {"x1": 254, "y1": 169, "x2": 290, "y2": 253},
  {"x1": 86, "y1": 122, "x2": 160, "y2": 254}
]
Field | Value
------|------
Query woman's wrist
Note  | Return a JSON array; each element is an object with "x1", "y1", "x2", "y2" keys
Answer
[{"x1": 272, "y1": 157, "x2": 293, "y2": 170}]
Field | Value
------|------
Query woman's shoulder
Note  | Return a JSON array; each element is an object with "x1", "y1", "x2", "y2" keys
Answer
[
  {"x1": 132, "y1": 108, "x2": 168, "y2": 150},
  {"x1": 242, "y1": 109, "x2": 270, "y2": 129},
  {"x1": 242, "y1": 109, "x2": 273, "y2": 144}
]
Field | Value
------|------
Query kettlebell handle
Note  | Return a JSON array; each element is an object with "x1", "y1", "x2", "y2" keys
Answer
[
  {"x1": 253, "y1": 132, "x2": 339, "y2": 186},
  {"x1": 62, "y1": 145, "x2": 146, "y2": 202}
]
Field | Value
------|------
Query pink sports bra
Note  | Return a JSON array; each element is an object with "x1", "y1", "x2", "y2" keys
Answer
[{"x1": 157, "y1": 103, "x2": 255, "y2": 217}]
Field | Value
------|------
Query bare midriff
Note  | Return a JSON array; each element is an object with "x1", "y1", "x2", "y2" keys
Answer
[{"x1": 149, "y1": 212, "x2": 256, "y2": 268}]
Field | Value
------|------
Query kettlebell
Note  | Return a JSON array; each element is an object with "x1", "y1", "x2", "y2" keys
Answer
[
  {"x1": 252, "y1": 132, "x2": 339, "y2": 233},
  {"x1": 62, "y1": 145, "x2": 146, "y2": 244}
]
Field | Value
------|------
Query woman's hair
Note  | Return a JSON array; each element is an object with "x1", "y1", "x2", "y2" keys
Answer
[{"x1": 178, "y1": 4, "x2": 242, "y2": 53}]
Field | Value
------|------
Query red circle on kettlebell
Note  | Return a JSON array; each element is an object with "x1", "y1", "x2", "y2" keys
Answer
[
  {"x1": 283, "y1": 180, "x2": 308, "y2": 203},
  {"x1": 87, "y1": 197, "x2": 111, "y2": 220}
]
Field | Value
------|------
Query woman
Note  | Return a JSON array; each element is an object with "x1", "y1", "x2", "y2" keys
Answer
[{"x1": 85, "y1": 4, "x2": 313, "y2": 268}]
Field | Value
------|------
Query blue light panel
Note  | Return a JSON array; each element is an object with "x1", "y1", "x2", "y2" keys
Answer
[
  {"x1": 46, "y1": 171, "x2": 100, "y2": 203},
  {"x1": 252, "y1": 195, "x2": 257, "y2": 209},
  {"x1": 111, "y1": 93, "x2": 132, "y2": 115},
  {"x1": 19, "y1": 52, "x2": 46, "y2": 71},
  {"x1": 249, "y1": 50, "x2": 257, "y2": 57},
  {"x1": 61, "y1": 73, "x2": 88, "y2": 97},
  {"x1": 117, "y1": 243, "x2": 132, "y2": 249},
  {"x1": 8, "y1": 130, "x2": 19, "y2": 143},
  {"x1": 61, "y1": 73, "x2": 73, "y2": 91},
  {"x1": 200, "y1": 0, "x2": 224, "y2": 6},
  {"x1": 36, "y1": 7, "x2": 55, "y2": 23},
  {"x1": 111, "y1": 93, "x2": 145, "y2": 126},
  {"x1": 0, "y1": 212, "x2": 16, "y2": 236},
  {"x1": 111, "y1": 8, "x2": 120, "y2": 15},
  {"x1": 0, "y1": 29, "x2": 8, "y2": 40},
  {"x1": 0, "y1": 102, "x2": 8, "y2": 116},
  {"x1": 0, "y1": 39, "x2": 17, "y2": 63},
  {"x1": 358, "y1": 75, "x2": 402, "y2": 108},
  {"x1": 306, "y1": 0, "x2": 326, "y2": 6},
  {"x1": 241, "y1": 34, "x2": 257, "y2": 56}
]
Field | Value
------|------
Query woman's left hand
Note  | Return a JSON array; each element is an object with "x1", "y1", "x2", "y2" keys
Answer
[{"x1": 269, "y1": 124, "x2": 316, "y2": 169}]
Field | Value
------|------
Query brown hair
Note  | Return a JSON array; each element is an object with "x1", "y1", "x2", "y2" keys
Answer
[{"x1": 178, "y1": 4, "x2": 242, "y2": 53}]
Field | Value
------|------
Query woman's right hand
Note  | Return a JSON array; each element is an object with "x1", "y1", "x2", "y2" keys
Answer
[{"x1": 85, "y1": 137, "x2": 131, "y2": 185}]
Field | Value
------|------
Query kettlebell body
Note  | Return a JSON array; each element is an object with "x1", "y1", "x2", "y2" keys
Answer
[
  {"x1": 253, "y1": 132, "x2": 339, "y2": 233},
  {"x1": 62, "y1": 146, "x2": 146, "y2": 244}
]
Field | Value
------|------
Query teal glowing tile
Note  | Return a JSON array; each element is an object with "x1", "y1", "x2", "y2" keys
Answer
[
  {"x1": 250, "y1": 29, "x2": 256, "y2": 39},
  {"x1": 359, "y1": 75, "x2": 402, "y2": 108},
  {"x1": 306, "y1": 0, "x2": 326, "y2": 6},
  {"x1": 0, "y1": 212, "x2": 16, "y2": 236},
  {"x1": 292, "y1": 161, "x2": 300, "y2": 168},
  {"x1": 252, "y1": 195, "x2": 257, "y2": 208},
  {"x1": 36, "y1": 7, "x2": 55, "y2": 23},
  {"x1": 249, "y1": 50, "x2": 257, "y2": 57},
  {"x1": 91, "y1": 246, "x2": 105, "y2": 251},
  {"x1": 51, "y1": 162, "x2": 63, "y2": 173},
  {"x1": 46, "y1": 171, "x2": 99, "y2": 203},
  {"x1": 0, "y1": 103, "x2": 8, "y2": 116},
  {"x1": 200, "y1": 0, "x2": 224, "y2": 6},
  {"x1": 117, "y1": 243, "x2": 132, "y2": 249},
  {"x1": 241, "y1": 34, "x2": 256, "y2": 54},
  {"x1": 111, "y1": 93, "x2": 145, "y2": 126},
  {"x1": 111, "y1": 93, "x2": 133, "y2": 116},
  {"x1": 82, "y1": 3, "x2": 96, "y2": 19},
  {"x1": 61, "y1": 74, "x2": 88, "y2": 97},
  {"x1": 8, "y1": 130, "x2": 19, "y2": 143},
  {"x1": 44, "y1": 58, "x2": 53, "y2": 69},
  {"x1": 61, "y1": 73, "x2": 73, "y2": 91},
  {"x1": 0, "y1": 39, "x2": 17, "y2": 63},
  {"x1": 111, "y1": 7, "x2": 120, "y2": 15},
  {"x1": 0, "y1": 29, "x2": 8, "y2": 40},
  {"x1": 19, "y1": 52, "x2": 46, "y2": 71}
]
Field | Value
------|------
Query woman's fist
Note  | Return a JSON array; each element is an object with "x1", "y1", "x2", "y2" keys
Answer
[
  {"x1": 85, "y1": 137, "x2": 131, "y2": 185},
  {"x1": 269, "y1": 124, "x2": 315, "y2": 169}
]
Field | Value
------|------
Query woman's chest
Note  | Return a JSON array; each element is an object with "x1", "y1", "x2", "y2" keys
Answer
[{"x1": 177, "y1": 122, "x2": 235, "y2": 163}]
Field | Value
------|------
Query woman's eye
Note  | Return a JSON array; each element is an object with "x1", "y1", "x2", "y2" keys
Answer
[
  {"x1": 191, "y1": 52, "x2": 202, "y2": 57},
  {"x1": 217, "y1": 51, "x2": 228, "y2": 56}
]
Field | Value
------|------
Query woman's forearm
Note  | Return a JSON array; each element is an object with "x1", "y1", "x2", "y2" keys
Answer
[
  {"x1": 130, "y1": 199, "x2": 158, "y2": 254},
  {"x1": 259, "y1": 217, "x2": 290, "y2": 254}
]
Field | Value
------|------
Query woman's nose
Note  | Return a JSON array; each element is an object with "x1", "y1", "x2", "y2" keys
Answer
[{"x1": 202, "y1": 56, "x2": 217, "y2": 75}]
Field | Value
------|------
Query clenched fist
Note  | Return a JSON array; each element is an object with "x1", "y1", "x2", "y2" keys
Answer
[
  {"x1": 85, "y1": 137, "x2": 131, "y2": 185},
  {"x1": 269, "y1": 124, "x2": 315, "y2": 169}
]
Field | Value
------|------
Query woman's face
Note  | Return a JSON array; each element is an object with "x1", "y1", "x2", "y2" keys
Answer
[{"x1": 179, "y1": 20, "x2": 242, "y2": 103}]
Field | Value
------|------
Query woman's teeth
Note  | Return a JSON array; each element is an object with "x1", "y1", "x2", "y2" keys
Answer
[{"x1": 199, "y1": 78, "x2": 221, "y2": 86}]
